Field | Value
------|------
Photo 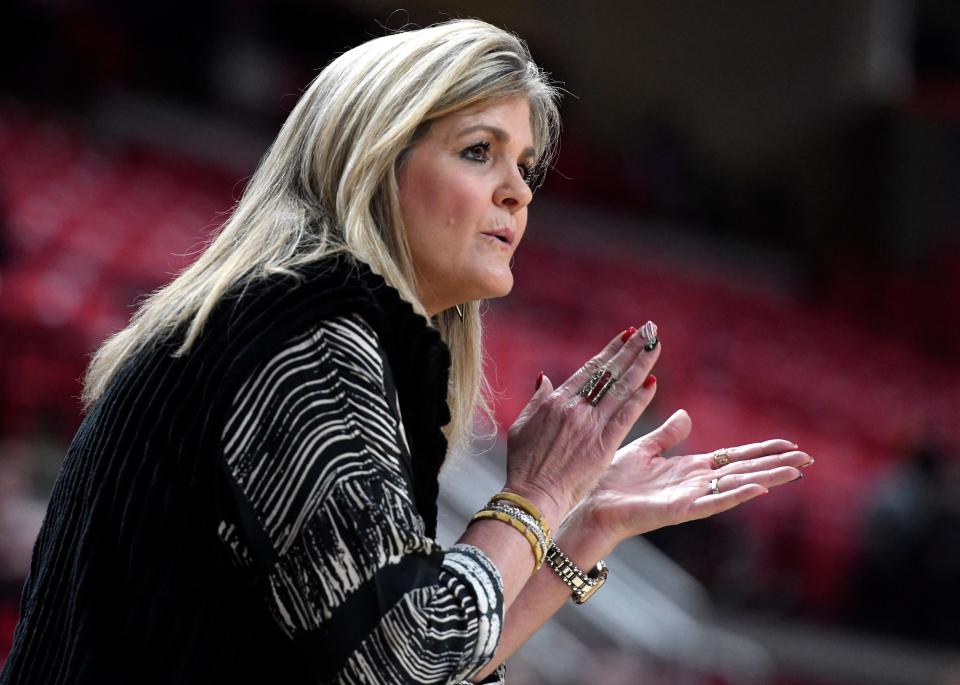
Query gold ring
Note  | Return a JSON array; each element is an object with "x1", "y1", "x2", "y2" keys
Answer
[{"x1": 712, "y1": 448, "x2": 731, "y2": 468}]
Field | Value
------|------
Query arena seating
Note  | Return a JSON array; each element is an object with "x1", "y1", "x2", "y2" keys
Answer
[
  {"x1": 0, "y1": 105, "x2": 235, "y2": 434},
  {"x1": 2, "y1": 104, "x2": 958, "y2": 620}
]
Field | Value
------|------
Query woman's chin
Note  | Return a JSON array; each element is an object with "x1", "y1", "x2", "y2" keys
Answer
[
  {"x1": 477, "y1": 272, "x2": 514, "y2": 300},
  {"x1": 439, "y1": 270, "x2": 514, "y2": 309}
]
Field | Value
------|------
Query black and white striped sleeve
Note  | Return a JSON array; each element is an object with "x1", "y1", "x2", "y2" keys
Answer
[{"x1": 217, "y1": 313, "x2": 505, "y2": 685}]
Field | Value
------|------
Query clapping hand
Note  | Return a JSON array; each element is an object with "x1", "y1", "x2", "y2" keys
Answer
[{"x1": 582, "y1": 409, "x2": 813, "y2": 543}]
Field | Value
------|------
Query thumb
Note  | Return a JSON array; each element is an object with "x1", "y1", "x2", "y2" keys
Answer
[
  {"x1": 513, "y1": 371, "x2": 554, "y2": 429},
  {"x1": 640, "y1": 409, "x2": 692, "y2": 455}
]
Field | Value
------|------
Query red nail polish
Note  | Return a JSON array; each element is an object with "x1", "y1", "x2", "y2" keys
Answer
[
  {"x1": 643, "y1": 374, "x2": 657, "y2": 389},
  {"x1": 621, "y1": 326, "x2": 637, "y2": 343},
  {"x1": 535, "y1": 371, "x2": 544, "y2": 390}
]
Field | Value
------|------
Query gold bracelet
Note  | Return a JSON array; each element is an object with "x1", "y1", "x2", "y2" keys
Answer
[
  {"x1": 489, "y1": 490, "x2": 553, "y2": 540},
  {"x1": 486, "y1": 502, "x2": 551, "y2": 562},
  {"x1": 471, "y1": 509, "x2": 545, "y2": 572}
]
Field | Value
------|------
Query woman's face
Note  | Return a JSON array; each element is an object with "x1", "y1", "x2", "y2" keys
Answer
[{"x1": 397, "y1": 96, "x2": 536, "y2": 316}]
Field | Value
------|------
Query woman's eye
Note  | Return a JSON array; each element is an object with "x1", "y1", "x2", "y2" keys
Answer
[
  {"x1": 518, "y1": 163, "x2": 534, "y2": 185},
  {"x1": 462, "y1": 142, "x2": 491, "y2": 163},
  {"x1": 461, "y1": 142, "x2": 536, "y2": 187}
]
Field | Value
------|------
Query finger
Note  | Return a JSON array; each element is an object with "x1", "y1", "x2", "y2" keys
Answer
[
  {"x1": 710, "y1": 439, "x2": 798, "y2": 467},
  {"x1": 717, "y1": 466, "x2": 800, "y2": 492},
  {"x1": 555, "y1": 328, "x2": 637, "y2": 402},
  {"x1": 718, "y1": 451, "x2": 813, "y2": 477},
  {"x1": 601, "y1": 372, "x2": 660, "y2": 444},
  {"x1": 630, "y1": 409, "x2": 693, "y2": 456},
  {"x1": 512, "y1": 373, "x2": 555, "y2": 431},
  {"x1": 689, "y1": 484, "x2": 767, "y2": 519},
  {"x1": 589, "y1": 321, "x2": 660, "y2": 406},
  {"x1": 557, "y1": 321, "x2": 660, "y2": 403},
  {"x1": 598, "y1": 321, "x2": 661, "y2": 405}
]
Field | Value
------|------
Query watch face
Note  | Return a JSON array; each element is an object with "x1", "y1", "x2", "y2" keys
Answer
[
  {"x1": 547, "y1": 547, "x2": 609, "y2": 604},
  {"x1": 574, "y1": 562, "x2": 608, "y2": 604},
  {"x1": 575, "y1": 577, "x2": 604, "y2": 604}
]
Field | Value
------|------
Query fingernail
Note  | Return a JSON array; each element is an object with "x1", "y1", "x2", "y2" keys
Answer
[
  {"x1": 535, "y1": 371, "x2": 544, "y2": 390},
  {"x1": 791, "y1": 471, "x2": 804, "y2": 483},
  {"x1": 621, "y1": 326, "x2": 637, "y2": 343},
  {"x1": 642, "y1": 374, "x2": 657, "y2": 389},
  {"x1": 640, "y1": 321, "x2": 658, "y2": 350},
  {"x1": 800, "y1": 459, "x2": 814, "y2": 468}
]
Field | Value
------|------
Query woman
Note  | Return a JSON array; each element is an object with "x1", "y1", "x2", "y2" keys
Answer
[{"x1": 0, "y1": 19, "x2": 811, "y2": 685}]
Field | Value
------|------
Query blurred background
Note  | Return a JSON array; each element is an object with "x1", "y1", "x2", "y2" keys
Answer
[{"x1": 2, "y1": 1, "x2": 959, "y2": 683}]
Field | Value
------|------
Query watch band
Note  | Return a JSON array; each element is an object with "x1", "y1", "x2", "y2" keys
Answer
[{"x1": 545, "y1": 543, "x2": 608, "y2": 604}]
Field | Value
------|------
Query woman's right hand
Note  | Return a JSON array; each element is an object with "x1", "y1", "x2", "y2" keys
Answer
[{"x1": 503, "y1": 323, "x2": 662, "y2": 528}]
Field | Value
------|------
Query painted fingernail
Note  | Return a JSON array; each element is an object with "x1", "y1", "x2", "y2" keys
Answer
[
  {"x1": 642, "y1": 374, "x2": 657, "y2": 389},
  {"x1": 640, "y1": 321, "x2": 659, "y2": 351},
  {"x1": 535, "y1": 371, "x2": 544, "y2": 390},
  {"x1": 621, "y1": 326, "x2": 637, "y2": 343}
]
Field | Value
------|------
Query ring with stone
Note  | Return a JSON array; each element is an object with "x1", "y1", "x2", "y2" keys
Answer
[
  {"x1": 579, "y1": 367, "x2": 618, "y2": 406},
  {"x1": 712, "y1": 448, "x2": 731, "y2": 468}
]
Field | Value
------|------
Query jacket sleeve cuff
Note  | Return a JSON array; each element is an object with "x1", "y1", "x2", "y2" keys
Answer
[
  {"x1": 457, "y1": 662, "x2": 507, "y2": 684},
  {"x1": 442, "y1": 543, "x2": 505, "y2": 681}
]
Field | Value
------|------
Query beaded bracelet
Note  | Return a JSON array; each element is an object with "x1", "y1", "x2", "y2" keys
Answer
[
  {"x1": 488, "y1": 490, "x2": 553, "y2": 541},
  {"x1": 486, "y1": 502, "x2": 550, "y2": 566},
  {"x1": 470, "y1": 503, "x2": 550, "y2": 573}
]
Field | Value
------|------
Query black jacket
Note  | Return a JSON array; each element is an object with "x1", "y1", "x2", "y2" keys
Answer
[{"x1": 0, "y1": 256, "x2": 503, "y2": 684}]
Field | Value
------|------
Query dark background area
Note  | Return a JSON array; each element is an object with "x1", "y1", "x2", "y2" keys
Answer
[{"x1": 2, "y1": 1, "x2": 959, "y2": 683}]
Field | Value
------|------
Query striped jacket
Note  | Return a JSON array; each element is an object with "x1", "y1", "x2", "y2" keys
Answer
[{"x1": 1, "y1": 256, "x2": 505, "y2": 684}]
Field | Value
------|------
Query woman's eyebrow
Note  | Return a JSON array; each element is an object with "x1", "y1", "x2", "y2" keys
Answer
[{"x1": 456, "y1": 124, "x2": 536, "y2": 159}]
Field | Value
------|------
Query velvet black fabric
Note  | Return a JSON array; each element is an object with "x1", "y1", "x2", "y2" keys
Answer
[{"x1": 0, "y1": 255, "x2": 452, "y2": 684}]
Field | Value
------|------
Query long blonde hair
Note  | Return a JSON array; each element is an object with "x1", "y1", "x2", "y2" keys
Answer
[{"x1": 82, "y1": 19, "x2": 561, "y2": 451}]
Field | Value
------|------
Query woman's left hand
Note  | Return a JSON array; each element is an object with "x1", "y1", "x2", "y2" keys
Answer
[{"x1": 580, "y1": 409, "x2": 813, "y2": 545}]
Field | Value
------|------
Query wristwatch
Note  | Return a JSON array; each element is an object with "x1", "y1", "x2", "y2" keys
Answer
[{"x1": 545, "y1": 543, "x2": 608, "y2": 604}]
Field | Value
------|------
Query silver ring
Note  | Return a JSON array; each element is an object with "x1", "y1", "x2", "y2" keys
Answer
[
  {"x1": 712, "y1": 448, "x2": 731, "y2": 468},
  {"x1": 579, "y1": 367, "x2": 618, "y2": 406},
  {"x1": 709, "y1": 477, "x2": 721, "y2": 496}
]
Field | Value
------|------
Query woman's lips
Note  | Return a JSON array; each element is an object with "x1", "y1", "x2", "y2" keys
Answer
[
  {"x1": 481, "y1": 228, "x2": 514, "y2": 245},
  {"x1": 481, "y1": 233, "x2": 512, "y2": 249}
]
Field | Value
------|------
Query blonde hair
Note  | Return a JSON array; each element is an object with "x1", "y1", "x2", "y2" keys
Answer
[{"x1": 82, "y1": 18, "x2": 561, "y2": 452}]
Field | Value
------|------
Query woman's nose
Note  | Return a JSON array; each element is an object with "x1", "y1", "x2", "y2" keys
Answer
[{"x1": 494, "y1": 169, "x2": 533, "y2": 211}]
